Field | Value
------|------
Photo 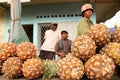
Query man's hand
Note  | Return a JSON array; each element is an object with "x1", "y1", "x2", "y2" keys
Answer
[{"x1": 59, "y1": 52, "x2": 65, "y2": 58}]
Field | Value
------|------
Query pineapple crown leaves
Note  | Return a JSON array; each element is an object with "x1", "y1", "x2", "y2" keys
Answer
[
  {"x1": 36, "y1": 55, "x2": 41, "y2": 60},
  {"x1": 42, "y1": 60, "x2": 58, "y2": 80}
]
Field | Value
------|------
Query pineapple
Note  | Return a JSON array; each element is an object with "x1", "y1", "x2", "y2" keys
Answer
[
  {"x1": 100, "y1": 42, "x2": 120, "y2": 66},
  {"x1": 22, "y1": 58, "x2": 44, "y2": 79},
  {"x1": 2, "y1": 57, "x2": 22, "y2": 79},
  {"x1": 0, "y1": 60, "x2": 4, "y2": 74},
  {"x1": 88, "y1": 24, "x2": 111, "y2": 49},
  {"x1": 71, "y1": 35, "x2": 96, "y2": 61},
  {"x1": 57, "y1": 54, "x2": 84, "y2": 80},
  {"x1": 17, "y1": 42, "x2": 36, "y2": 61},
  {"x1": 111, "y1": 27, "x2": 120, "y2": 42},
  {"x1": 42, "y1": 60, "x2": 57, "y2": 80},
  {"x1": 0, "y1": 42, "x2": 17, "y2": 61},
  {"x1": 85, "y1": 54, "x2": 115, "y2": 80}
]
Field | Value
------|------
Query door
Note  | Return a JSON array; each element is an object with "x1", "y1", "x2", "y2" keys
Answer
[{"x1": 23, "y1": 24, "x2": 33, "y2": 43}]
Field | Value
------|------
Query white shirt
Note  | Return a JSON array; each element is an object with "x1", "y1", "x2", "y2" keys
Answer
[
  {"x1": 41, "y1": 29, "x2": 61, "y2": 52},
  {"x1": 104, "y1": 10, "x2": 120, "y2": 28}
]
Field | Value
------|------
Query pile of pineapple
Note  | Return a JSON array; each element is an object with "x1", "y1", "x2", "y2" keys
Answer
[
  {"x1": 0, "y1": 42, "x2": 44, "y2": 79},
  {"x1": 0, "y1": 41, "x2": 58, "y2": 80},
  {"x1": 56, "y1": 24, "x2": 120, "y2": 80},
  {"x1": 0, "y1": 24, "x2": 120, "y2": 80}
]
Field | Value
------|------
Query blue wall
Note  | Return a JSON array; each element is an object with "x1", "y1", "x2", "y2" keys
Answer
[{"x1": 6, "y1": 2, "x2": 96, "y2": 47}]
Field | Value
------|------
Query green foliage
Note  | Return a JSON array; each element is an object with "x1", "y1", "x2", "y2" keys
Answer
[{"x1": 42, "y1": 60, "x2": 58, "y2": 80}]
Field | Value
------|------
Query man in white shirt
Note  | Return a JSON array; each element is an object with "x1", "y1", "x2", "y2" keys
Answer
[{"x1": 39, "y1": 23, "x2": 61, "y2": 60}]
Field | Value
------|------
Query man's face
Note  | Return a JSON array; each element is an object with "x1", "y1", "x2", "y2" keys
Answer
[
  {"x1": 51, "y1": 25, "x2": 57, "y2": 31},
  {"x1": 61, "y1": 33, "x2": 68, "y2": 39},
  {"x1": 83, "y1": 9, "x2": 93, "y2": 18}
]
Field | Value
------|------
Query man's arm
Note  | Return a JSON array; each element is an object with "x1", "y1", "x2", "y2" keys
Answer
[
  {"x1": 55, "y1": 51, "x2": 65, "y2": 58},
  {"x1": 55, "y1": 41, "x2": 65, "y2": 58},
  {"x1": 77, "y1": 22, "x2": 89, "y2": 35}
]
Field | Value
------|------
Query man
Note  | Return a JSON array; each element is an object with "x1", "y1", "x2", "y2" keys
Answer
[
  {"x1": 55, "y1": 30, "x2": 72, "y2": 58},
  {"x1": 77, "y1": 4, "x2": 94, "y2": 79},
  {"x1": 39, "y1": 23, "x2": 61, "y2": 60},
  {"x1": 77, "y1": 3, "x2": 94, "y2": 35}
]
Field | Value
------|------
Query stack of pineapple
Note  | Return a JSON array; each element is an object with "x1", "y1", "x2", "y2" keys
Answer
[
  {"x1": 0, "y1": 42, "x2": 44, "y2": 79},
  {"x1": 70, "y1": 24, "x2": 120, "y2": 79},
  {"x1": 0, "y1": 24, "x2": 120, "y2": 80},
  {"x1": 0, "y1": 41, "x2": 59, "y2": 79}
]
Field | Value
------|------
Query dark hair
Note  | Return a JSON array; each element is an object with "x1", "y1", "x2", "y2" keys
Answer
[
  {"x1": 61, "y1": 30, "x2": 68, "y2": 34},
  {"x1": 51, "y1": 23, "x2": 58, "y2": 27}
]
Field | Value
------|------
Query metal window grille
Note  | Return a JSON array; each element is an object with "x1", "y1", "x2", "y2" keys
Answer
[{"x1": 37, "y1": 23, "x2": 51, "y2": 50}]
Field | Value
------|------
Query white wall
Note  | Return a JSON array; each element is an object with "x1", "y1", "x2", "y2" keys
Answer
[{"x1": 58, "y1": 21, "x2": 78, "y2": 41}]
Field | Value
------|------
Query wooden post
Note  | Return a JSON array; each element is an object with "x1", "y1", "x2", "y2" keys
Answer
[{"x1": 0, "y1": 0, "x2": 31, "y2": 42}]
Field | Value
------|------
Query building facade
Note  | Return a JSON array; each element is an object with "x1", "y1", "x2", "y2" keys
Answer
[{"x1": 5, "y1": 2, "x2": 96, "y2": 50}]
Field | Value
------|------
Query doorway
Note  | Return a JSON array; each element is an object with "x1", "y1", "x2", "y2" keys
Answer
[{"x1": 23, "y1": 24, "x2": 33, "y2": 43}]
